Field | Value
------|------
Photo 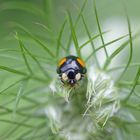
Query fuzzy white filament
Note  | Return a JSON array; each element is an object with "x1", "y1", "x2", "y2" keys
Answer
[{"x1": 47, "y1": 66, "x2": 120, "y2": 140}]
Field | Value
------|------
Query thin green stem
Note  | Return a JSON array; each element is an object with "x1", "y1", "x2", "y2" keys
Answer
[
  {"x1": 16, "y1": 33, "x2": 33, "y2": 75},
  {"x1": 22, "y1": 45, "x2": 51, "y2": 80},
  {"x1": 66, "y1": 0, "x2": 88, "y2": 53},
  {"x1": 103, "y1": 32, "x2": 139, "y2": 70},
  {"x1": 123, "y1": 67, "x2": 140, "y2": 103},
  {"x1": 93, "y1": 0, "x2": 108, "y2": 58},
  {"x1": 56, "y1": 19, "x2": 67, "y2": 58},
  {"x1": 85, "y1": 34, "x2": 128, "y2": 62},
  {"x1": 107, "y1": 63, "x2": 140, "y2": 73},
  {"x1": 67, "y1": 11, "x2": 82, "y2": 58},
  {"x1": 117, "y1": 11, "x2": 133, "y2": 81}
]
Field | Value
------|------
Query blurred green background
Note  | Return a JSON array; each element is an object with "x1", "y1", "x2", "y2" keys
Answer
[
  {"x1": 0, "y1": 0, "x2": 140, "y2": 140},
  {"x1": 0, "y1": 0, "x2": 140, "y2": 70}
]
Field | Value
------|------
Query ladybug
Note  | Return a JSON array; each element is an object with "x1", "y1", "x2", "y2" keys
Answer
[{"x1": 56, "y1": 55, "x2": 87, "y2": 86}]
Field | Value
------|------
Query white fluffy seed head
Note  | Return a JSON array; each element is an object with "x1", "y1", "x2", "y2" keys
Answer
[
  {"x1": 62, "y1": 73, "x2": 68, "y2": 81},
  {"x1": 75, "y1": 73, "x2": 81, "y2": 81}
]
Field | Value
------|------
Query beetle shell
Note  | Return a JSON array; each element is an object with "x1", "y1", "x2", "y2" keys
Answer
[{"x1": 57, "y1": 55, "x2": 87, "y2": 86}]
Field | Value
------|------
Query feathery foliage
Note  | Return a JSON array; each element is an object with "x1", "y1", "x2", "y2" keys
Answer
[{"x1": 0, "y1": 0, "x2": 140, "y2": 140}]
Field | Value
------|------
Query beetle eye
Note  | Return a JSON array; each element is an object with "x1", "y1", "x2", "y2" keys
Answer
[
  {"x1": 82, "y1": 68, "x2": 87, "y2": 74},
  {"x1": 62, "y1": 73, "x2": 68, "y2": 81},
  {"x1": 75, "y1": 73, "x2": 81, "y2": 81},
  {"x1": 56, "y1": 68, "x2": 61, "y2": 74}
]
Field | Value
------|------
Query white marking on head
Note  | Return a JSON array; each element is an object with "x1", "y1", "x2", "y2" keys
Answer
[
  {"x1": 75, "y1": 73, "x2": 81, "y2": 81},
  {"x1": 62, "y1": 73, "x2": 68, "y2": 81}
]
